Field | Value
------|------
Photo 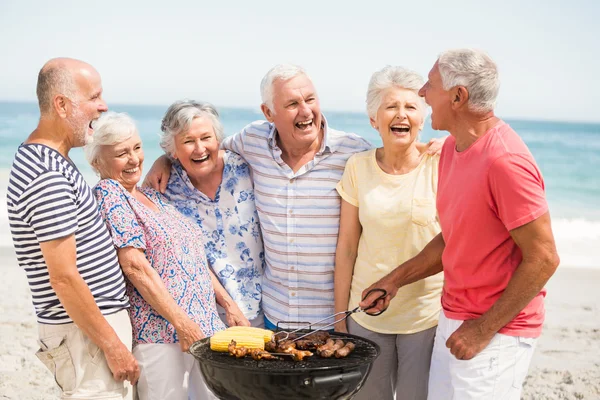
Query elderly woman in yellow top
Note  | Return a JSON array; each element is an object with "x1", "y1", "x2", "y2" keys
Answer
[{"x1": 334, "y1": 66, "x2": 443, "y2": 400}]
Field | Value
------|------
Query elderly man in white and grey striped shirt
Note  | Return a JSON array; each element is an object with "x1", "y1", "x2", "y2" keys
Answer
[{"x1": 146, "y1": 64, "x2": 440, "y2": 329}]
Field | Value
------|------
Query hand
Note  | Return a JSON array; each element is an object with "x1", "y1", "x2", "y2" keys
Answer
[
  {"x1": 334, "y1": 320, "x2": 349, "y2": 333},
  {"x1": 225, "y1": 303, "x2": 251, "y2": 327},
  {"x1": 103, "y1": 340, "x2": 140, "y2": 385},
  {"x1": 446, "y1": 318, "x2": 495, "y2": 360},
  {"x1": 358, "y1": 275, "x2": 399, "y2": 315},
  {"x1": 175, "y1": 319, "x2": 205, "y2": 352},
  {"x1": 423, "y1": 136, "x2": 447, "y2": 155},
  {"x1": 142, "y1": 155, "x2": 172, "y2": 193}
]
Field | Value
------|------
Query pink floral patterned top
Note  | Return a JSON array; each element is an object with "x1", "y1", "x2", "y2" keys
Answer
[{"x1": 94, "y1": 179, "x2": 225, "y2": 344}]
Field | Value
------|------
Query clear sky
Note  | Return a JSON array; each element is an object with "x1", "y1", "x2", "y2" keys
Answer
[{"x1": 1, "y1": 0, "x2": 598, "y2": 122}]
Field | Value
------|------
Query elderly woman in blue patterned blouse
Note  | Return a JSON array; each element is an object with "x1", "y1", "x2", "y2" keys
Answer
[{"x1": 159, "y1": 100, "x2": 265, "y2": 327}]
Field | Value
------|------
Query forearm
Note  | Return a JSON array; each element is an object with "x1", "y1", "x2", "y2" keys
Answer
[
  {"x1": 208, "y1": 269, "x2": 237, "y2": 311},
  {"x1": 334, "y1": 251, "x2": 356, "y2": 314},
  {"x1": 126, "y1": 266, "x2": 191, "y2": 329},
  {"x1": 390, "y1": 232, "x2": 445, "y2": 288},
  {"x1": 477, "y1": 257, "x2": 558, "y2": 336},
  {"x1": 51, "y1": 275, "x2": 123, "y2": 351}
]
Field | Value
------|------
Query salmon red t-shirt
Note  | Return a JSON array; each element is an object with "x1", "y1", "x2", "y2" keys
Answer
[{"x1": 437, "y1": 121, "x2": 549, "y2": 337}]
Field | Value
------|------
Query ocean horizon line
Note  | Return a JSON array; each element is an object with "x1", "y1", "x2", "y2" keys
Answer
[{"x1": 2, "y1": 100, "x2": 600, "y2": 127}]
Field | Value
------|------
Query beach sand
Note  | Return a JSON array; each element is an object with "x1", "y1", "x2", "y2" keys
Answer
[{"x1": 0, "y1": 248, "x2": 598, "y2": 400}]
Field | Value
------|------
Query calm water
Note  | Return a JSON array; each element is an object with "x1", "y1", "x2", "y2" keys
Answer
[{"x1": 1, "y1": 101, "x2": 599, "y2": 268}]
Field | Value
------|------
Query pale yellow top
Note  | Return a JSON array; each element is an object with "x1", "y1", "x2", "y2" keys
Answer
[{"x1": 336, "y1": 149, "x2": 443, "y2": 334}]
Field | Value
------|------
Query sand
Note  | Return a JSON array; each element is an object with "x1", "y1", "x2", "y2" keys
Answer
[{"x1": 0, "y1": 247, "x2": 598, "y2": 399}]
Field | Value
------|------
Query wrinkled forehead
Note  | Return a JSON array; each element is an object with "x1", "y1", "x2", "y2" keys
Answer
[{"x1": 273, "y1": 74, "x2": 318, "y2": 102}]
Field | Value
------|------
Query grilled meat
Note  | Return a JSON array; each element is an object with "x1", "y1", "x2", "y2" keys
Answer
[
  {"x1": 228, "y1": 340, "x2": 248, "y2": 358},
  {"x1": 334, "y1": 341, "x2": 355, "y2": 358}
]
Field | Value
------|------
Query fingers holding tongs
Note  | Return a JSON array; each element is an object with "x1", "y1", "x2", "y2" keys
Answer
[
  {"x1": 285, "y1": 288, "x2": 389, "y2": 342},
  {"x1": 358, "y1": 288, "x2": 389, "y2": 316}
]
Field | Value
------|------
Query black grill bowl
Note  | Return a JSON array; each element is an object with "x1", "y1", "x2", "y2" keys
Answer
[{"x1": 189, "y1": 332, "x2": 380, "y2": 400}]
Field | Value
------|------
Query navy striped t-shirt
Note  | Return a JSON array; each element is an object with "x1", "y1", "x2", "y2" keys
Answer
[{"x1": 6, "y1": 143, "x2": 129, "y2": 324}]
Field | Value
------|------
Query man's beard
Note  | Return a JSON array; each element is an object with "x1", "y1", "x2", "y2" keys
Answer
[{"x1": 68, "y1": 105, "x2": 91, "y2": 147}]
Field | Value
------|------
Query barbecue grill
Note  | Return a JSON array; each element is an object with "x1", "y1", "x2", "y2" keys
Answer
[{"x1": 189, "y1": 331, "x2": 380, "y2": 400}]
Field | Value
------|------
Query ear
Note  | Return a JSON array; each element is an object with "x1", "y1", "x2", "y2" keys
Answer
[
  {"x1": 53, "y1": 95, "x2": 69, "y2": 118},
  {"x1": 451, "y1": 86, "x2": 469, "y2": 110},
  {"x1": 261, "y1": 104, "x2": 275, "y2": 123},
  {"x1": 369, "y1": 116, "x2": 378, "y2": 130}
]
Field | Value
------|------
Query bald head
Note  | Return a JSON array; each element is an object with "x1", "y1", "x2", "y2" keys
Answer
[{"x1": 36, "y1": 58, "x2": 97, "y2": 115}]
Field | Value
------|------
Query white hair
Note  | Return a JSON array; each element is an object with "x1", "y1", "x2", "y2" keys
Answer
[
  {"x1": 260, "y1": 64, "x2": 309, "y2": 111},
  {"x1": 160, "y1": 100, "x2": 224, "y2": 157},
  {"x1": 366, "y1": 66, "x2": 427, "y2": 119},
  {"x1": 437, "y1": 48, "x2": 499, "y2": 113},
  {"x1": 84, "y1": 111, "x2": 138, "y2": 172}
]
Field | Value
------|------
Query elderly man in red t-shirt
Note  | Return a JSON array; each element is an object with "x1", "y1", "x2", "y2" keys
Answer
[{"x1": 360, "y1": 48, "x2": 560, "y2": 399}]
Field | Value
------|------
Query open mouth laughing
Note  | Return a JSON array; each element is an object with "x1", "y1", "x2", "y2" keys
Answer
[
  {"x1": 390, "y1": 124, "x2": 411, "y2": 134},
  {"x1": 295, "y1": 119, "x2": 313, "y2": 131}
]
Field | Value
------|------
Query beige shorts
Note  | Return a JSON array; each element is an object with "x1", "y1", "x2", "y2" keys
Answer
[{"x1": 36, "y1": 309, "x2": 134, "y2": 400}]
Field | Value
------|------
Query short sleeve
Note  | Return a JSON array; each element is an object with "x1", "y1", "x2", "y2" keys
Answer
[
  {"x1": 94, "y1": 180, "x2": 146, "y2": 249},
  {"x1": 220, "y1": 130, "x2": 245, "y2": 156},
  {"x1": 336, "y1": 155, "x2": 359, "y2": 207},
  {"x1": 21, "y1": 172, "x2": 78, "y2": 242},
  {"x1": 488, "y1": 153, "x2": 548, "y2": 231}
]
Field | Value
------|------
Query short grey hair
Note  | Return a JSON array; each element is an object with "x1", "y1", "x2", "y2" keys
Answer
[
  {"x1": 437, "y1": 49, "x2": 499, "y2": 113},
  {"x1": 366, "y1": 66, "x2": 426, "y2": 119},
  {"x1": 84, "y1": 112, "x2": 138, "y2": 172},
  {"x1": 160, "y1": 100, "x2": 224, "y2": 157},
  {"x1": 36, "y1": 66, "x2": 76, "y2": 114},
  {"x1": 260, "y1": 64, "x2": 308, "y2": 111}
]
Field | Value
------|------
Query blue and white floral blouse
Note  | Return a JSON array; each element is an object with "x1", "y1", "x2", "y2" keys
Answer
[{"x1": 164, "y1": 150, "x2": 264, "y2": 321}]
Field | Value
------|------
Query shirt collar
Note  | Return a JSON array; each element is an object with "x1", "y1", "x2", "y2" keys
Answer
[{"x1": 267, "y1": 115, "x2": 335, "y2": 155}]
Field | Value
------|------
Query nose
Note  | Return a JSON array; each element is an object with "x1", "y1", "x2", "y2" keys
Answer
[
  {"x1": 194, "y1": 140, "x2": 206, "y2": 153},
  {"x1": 98, "y1": 97, "x2": 108, "y2": 112},
  {"x1": 418, "y1": 84, "x2": 426, "y2": 98},
  {"x1": 299, "y1": 101, "x2": 312, "y2": 117},
  {"x1": 129, "y1": 151, "x2": 139, "y2": 165}
]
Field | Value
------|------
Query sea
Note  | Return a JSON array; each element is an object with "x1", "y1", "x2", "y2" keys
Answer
[{"x1": 1, "y1": 101, "x2": 599, "y2": 269}]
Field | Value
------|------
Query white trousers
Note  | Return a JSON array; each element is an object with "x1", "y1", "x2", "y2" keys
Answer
[
  {"x1": 36, "y1": 309, "x2": 134, "y2": 400},
  {"x1": 428, "y1": 312, "x2": 536, "y2": 400},
  {"x1": 133, "y1": 344, "x2": 216, "y2": 400}
]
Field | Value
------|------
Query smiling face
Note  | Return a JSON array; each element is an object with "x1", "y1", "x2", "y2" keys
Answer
[
  {"x1": 95, "y1": 133, "x2": 144, "y2": 190},
  {"x1": 172, "y1": 116, "x2": 220, "y2": 181},
  {"x1": 371, "y1": 87, "x2": 425, "y2": 150},
  {"x1": 261, "y1": 74, "x2": 323, "y2": 150},
  {"x1": 68, "y1": 67, "x2": 108, "y2": 147},
  {"x1": 418, "y1": 62, "x2": 453, "y2": 131}
]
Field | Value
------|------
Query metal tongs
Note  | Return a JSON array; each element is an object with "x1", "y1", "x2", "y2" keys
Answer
[{"x1": 274, "y1": 288, "x2": 388, "y2": 343}]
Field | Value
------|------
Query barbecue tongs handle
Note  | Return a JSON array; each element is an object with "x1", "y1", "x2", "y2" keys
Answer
[{"x1": 359, "y1": 288, "x2": 388, "y2": 316}]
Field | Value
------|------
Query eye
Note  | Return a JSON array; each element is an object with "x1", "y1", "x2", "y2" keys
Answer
[
  {"x1": 306, "y1": 97, "x2": 315, "y2": 103},
  {"x1": 201, "y1": 136, "x2": 211, "y2": 141},
  {"x1": 287, "y1": 102, "x2": 298, "y2": 108}
]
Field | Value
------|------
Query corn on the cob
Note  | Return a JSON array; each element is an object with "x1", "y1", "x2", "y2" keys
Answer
[
  {"x1": 209, "y1": 327, "x2": 274, "y2": 352},
  {"x1": 225, "y1": 326, "x2": 274, "y2": 343}
]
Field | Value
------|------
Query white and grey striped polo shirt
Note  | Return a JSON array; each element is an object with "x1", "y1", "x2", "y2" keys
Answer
[
  {"x1": 221, "y1": 118, "x2": 372, "y2": 326},
  {"x1": 6, "y1": 143, "x2": 129, "y2": 324}
]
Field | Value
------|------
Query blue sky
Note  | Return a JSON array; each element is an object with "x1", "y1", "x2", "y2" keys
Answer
[{"x1": 0, "y1": 0, "x2": 598, "y2": 122}]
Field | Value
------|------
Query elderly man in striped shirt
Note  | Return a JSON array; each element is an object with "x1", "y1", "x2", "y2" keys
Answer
[
  {"x1": 7, "y1": 58, "x2": 139, "y2": 399},
  {"x1": 147, "y1": 64, "x2": 440, "y2": 329}
]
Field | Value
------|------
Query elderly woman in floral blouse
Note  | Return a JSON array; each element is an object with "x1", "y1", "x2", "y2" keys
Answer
[
  {"x1": 158, "y1": 100, "x2": 265, "y2": 328},
  {"x1": 86, "y1": 112, "x2": 246, "y2": 400}
]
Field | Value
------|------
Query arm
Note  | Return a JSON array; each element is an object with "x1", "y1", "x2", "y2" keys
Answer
[
  {"x1": 117, "y1": 247, "x2": 205, "y2": 351},
  {"x1": 446, "y1": 212, "x2": 559, "y2": 360},
  {"x1": 334, "y1": 200, "x2": 362, "y2": 333},
  {"x1": 208, "y1": 269, "x2": 250, "y2": 327},
  {"x1": 41, "y1": 236, "x2": 139, "y2": 384},
  {"x1": 359, "y1": 232, "x2": 445, "y2": 313},
  {"x1": 142, "y1": 155, "x2": 172, "y2": 193}
]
